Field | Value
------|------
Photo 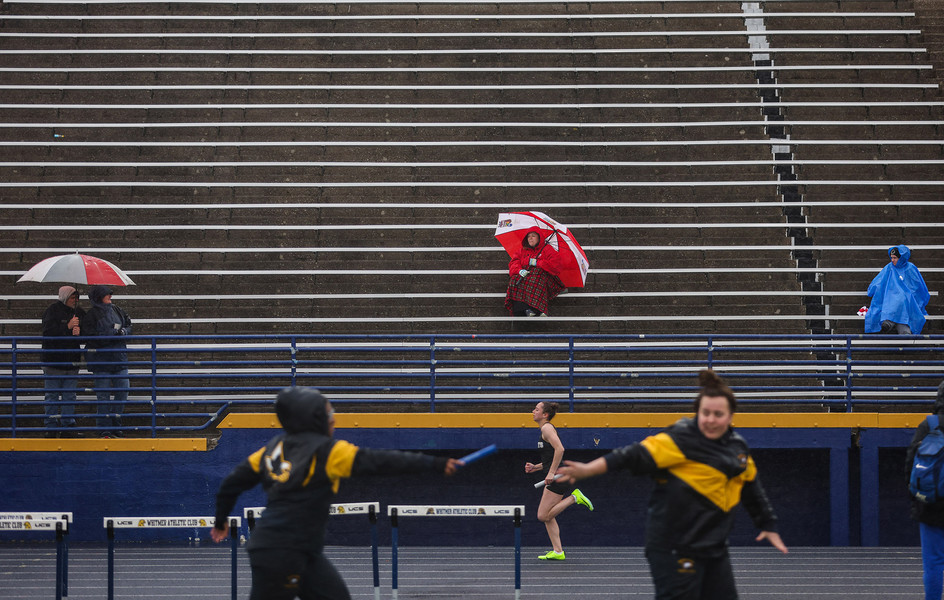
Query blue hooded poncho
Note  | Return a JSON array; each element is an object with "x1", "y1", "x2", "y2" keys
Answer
[{"x1": 865, "y1": 245, "x2": 930, "y2": 334}]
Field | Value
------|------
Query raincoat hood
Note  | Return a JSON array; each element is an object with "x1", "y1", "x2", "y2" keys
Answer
[
  {"x1": 865, "y1": 245, "x2": 930, "y2": 334},
  {"x1": 275, "y1": 387, "x2": 332, "y2": 435},
  {"x1": 88, "y1": 285, "x2": 113, "y2": 306},
  {"x1": 58, "y1": 285, "x2": 77, "y2": 305},
  {"x1": 521, "y1": 226, "x2": 546, "y2": 249},
  {"x1": 889, "y1": 244, "x2": 911, "y2": 266}
]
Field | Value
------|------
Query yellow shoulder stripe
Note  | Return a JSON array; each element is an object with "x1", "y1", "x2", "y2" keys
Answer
[
  {"x1": 247, "y1": 447, "x2": 265, "y2": 473},
  {"x1": 640, "y1": 433, "x2": 757, "y2": 513},
  {"x1": 325, "y1": 440, "x2": 360, "y2": 493},
  {"x1": 640, "y1": 432, "x2": 686, "y2": 468}
]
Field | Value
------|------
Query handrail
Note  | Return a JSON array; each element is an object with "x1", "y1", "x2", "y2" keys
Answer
[{"x1": 0, "y1": 333, "x2": 942, "y2": 438}]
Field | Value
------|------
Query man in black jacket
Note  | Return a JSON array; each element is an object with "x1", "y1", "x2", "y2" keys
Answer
[
  {"x1": 211, "y1": 387, "x2": 462, "y2": 600},
  {"x1": 906, "y1": 380, "x2": 944, "y2": 600},
  {"x1": 41, "y1": 286, "x2": 85, "y2": 438}
]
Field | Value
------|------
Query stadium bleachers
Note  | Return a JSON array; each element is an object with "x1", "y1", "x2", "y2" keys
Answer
[{"x1": 0, "y1": 0, "x2": 941, "y2": 338}]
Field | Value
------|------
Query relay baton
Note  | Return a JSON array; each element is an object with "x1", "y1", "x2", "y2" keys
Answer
[
  {"x1": 459, "y1": 444, "x2": 497, "y2": 466},
  {"x1": 534, "y1": 474, "x2": 563, "y2": 489}
]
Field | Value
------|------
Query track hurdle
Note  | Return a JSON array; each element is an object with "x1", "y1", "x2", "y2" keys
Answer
[
  {"x1": 0, "y1": 512, "x2": 72, "y2": 600},
  {"x1": 103, "y1": 516, "x2": 241, "y2": 600},
  {"x1": 387, "y1": 505, "x2": 525, "y2": 600},
  {"x1": 246, "y1": 502, "x2": 382, "y2": 600}
]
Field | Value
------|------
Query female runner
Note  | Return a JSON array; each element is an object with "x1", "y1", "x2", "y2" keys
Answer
[{"x1": 524, "y1": 401, "x2": 594, "y2": 561}]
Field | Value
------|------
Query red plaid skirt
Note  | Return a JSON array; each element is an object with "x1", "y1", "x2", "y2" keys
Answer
[{"x1": 504, "y1": 267, "x2": 566, "y2": 314}]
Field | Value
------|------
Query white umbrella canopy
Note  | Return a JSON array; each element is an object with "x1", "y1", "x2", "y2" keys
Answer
[{"x1": 17, "y1": 254, "x2": 135, "y2": 286}]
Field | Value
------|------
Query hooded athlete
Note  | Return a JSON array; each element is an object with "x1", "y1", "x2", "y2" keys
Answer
[
  {"x1": 865, "y1": 244, "x2": 930, "y2": 334},
  {"x1": 211, "y1": 387, "x2": 461, "y2": 600}
]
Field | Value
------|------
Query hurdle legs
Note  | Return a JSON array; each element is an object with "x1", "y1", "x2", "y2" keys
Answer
[
  {"x1": 229, "y1": 518, "x2": 239, "y2": 600},
  {"x1": 387, "y1": 505, "x2": 525, "y2": 599},
  {"x1": 1, "y1": 513, "x2": 73, "y2": 600},
  {"x1": 390, "y1": 508, "x2": 399, "y2": 600},
  {"x1": 104, "y1": 516, "x2": 241, "y2": 600},
  {"x1": 245, "y1": 503, "x2": 381, "y2": 598},
  {"x1": 245, "y1": 502, "x2": 381, "y2": 597},
  {"x1": 55, "y1": 522, "x2": 64, "y2": 600},
  {"x1": 106, "y1": 520, "x2": 115, "y2": 600},
  {"x1": 59, "y1": 516, "x2": 70, "y2": 599},
  {"x1": 514, "y1": 507, "x2": 521, "y2": 600},
  {"x1": 369, "y1": 504, "x2": 380, "y2": 600}
]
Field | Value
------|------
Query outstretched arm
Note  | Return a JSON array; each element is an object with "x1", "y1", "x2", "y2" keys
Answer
[
  {"x1": 556, "y1": 457, "x2": 608, "y2": 484},
  {"x1": 210, "y1": 447, "x2": 264, "y2": 542},
  {"x1": 558, "y1": 439, "x2": 657, "y2": 484},
  {"x1": 351, "y1": 446, "x2": 460, "y2": 477}
]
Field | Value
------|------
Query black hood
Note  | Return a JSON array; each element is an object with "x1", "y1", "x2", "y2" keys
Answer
[
  {"x1": 936, "y1": 381, "x2": 944, "y2": 415},
  {"x1": 275, "y1": 387, "x2": 331, "y2": 435},
  {"x1": 89, "y1": 285, "x2": 113, "y2": 305}
]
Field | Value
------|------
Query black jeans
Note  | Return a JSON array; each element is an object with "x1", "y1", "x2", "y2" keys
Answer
[
  {"x1": 645, "y1": 547, "x2": 738, "y2": 600},
  {"x1": 510, "y1": 300, "x2": 537, "y2": 316},
  {"x1": 248, "y1": 548, "x2": 351, "y2": 600}
]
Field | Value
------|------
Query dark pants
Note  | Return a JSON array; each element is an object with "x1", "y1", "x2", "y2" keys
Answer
[
  {"x1": 881, "y1": 320, "x2": 912, "y2": 334},
  {"x1": 92, "y1": 368, "x2": 128, "y2": 429},
  {"x1": 510, "y1": 300, "x2": 537, "y2": 317},
  {"x1": 645, "y1": 547, "x2": 738, "y2": 600},
  {"x1": 248, "y1": 548, "x2": 351, "y2": 600},
  {"x1": 43, "y1": 366, "x2": 79, "y2": 428}
]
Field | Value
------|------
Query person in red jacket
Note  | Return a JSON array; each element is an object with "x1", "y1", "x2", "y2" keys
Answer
[{"x1": 504, "y1": 227, "x2": 566, "y2": 316}]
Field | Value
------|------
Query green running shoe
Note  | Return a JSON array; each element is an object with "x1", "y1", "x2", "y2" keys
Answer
[
  {"x1": 572, "y1": 488, "x2": 594, "y2": 511},
  {"x1": 538, "y1": 550, "x2": 565, "y2": 560}
]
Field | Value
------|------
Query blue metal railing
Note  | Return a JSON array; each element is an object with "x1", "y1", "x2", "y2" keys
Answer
[{"x1": 1, "y1": 333, "x2": 943, "y2": 438}]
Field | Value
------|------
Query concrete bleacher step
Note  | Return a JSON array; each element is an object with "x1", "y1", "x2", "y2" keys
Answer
[{"x1": 2, "y1": 0, "x2": 943, "y2": 341}]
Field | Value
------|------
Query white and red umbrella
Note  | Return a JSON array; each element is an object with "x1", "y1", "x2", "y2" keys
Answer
[
  {"x1": 495, "y1": 211, "x2": 589, "y2": 288},
  {"x1": 17, "y1": 254, "x2": 135, "y2": 286}
]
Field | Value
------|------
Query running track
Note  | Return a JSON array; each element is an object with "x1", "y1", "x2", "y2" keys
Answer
[{"x1": 0, "y1": 545, "x2": 922, "y2": 599}]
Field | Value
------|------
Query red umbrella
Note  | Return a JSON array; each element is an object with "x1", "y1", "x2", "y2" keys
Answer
[
  {"x1": 17, "y1": 254, "x2": 136, "y2": 286},
  {"x1": 494, "y1": 211, "x2": 589, "y2": 288}
]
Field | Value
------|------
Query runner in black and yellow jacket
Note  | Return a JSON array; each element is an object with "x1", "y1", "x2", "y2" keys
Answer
[
  {"x1": 210, "y1": 387, "x2": 461, "y2": 600},
  {"x1": 558, "y1": 369, "x2": 788, "y2": 600}
]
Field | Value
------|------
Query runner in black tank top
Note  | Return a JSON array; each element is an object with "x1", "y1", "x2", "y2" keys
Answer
[{"x1": 524, "y1": 401, "x2": 595, "y2": 561}]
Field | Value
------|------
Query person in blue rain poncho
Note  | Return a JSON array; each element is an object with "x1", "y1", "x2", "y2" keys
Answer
[{"x1": 865, "y1": 245, "x2": 930, "y2": 335}]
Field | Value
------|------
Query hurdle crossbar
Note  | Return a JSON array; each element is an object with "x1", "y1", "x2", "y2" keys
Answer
[
  {"x1": 245, "y1": 503, "x2": 381, "y2": 600},
  {"x1": 0, "y1": 512, "x2": 72, "y2": 600},
  {"x1": 387, "y1": 505, "x2": 525, "y2": 600},
  {"x1": 103, "y1": 516, "x2": 241, "y2": 600}
]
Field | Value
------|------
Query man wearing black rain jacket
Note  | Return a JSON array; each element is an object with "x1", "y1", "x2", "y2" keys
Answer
[{"x1": 211, "y1": 387, "x2": 461, "y2": 600}]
